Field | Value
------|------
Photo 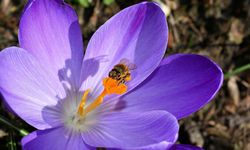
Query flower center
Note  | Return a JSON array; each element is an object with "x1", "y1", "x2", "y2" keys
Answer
[
  {"x1": 77, "y1": 77, "x2": 128, "y2": 118},
  {"x1": 64, "y1": 61, "x2": 134, "y2": 132}
]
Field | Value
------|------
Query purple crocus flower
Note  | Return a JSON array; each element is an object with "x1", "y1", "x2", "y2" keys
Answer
[{"x1": 0, "y1": 0, "x2": 223, "y2": 149}]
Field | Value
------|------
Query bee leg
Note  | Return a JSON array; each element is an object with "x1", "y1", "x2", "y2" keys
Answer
[{"x1": 118, "y1": 79, "x2": 125, "y2": 85}]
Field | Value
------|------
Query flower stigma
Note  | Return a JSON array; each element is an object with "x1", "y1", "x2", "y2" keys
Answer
[{"x1": 77, "y1": 77, "x2": 128, "y2": 118}]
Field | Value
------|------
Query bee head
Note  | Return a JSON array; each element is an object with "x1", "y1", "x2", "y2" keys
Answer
[{"x1": 109, "y1": 70, "x2": 121, "y2": 79}]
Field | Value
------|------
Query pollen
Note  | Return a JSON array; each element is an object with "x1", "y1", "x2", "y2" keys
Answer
[
  {"x1": 77, "y1": 77, "x2": 127, "y2": 117},
  {"x1": 103, "y1": 77, "x2": 127, "y2": 94}
]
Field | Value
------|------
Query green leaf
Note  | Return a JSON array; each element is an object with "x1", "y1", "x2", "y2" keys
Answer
[
  {"x1": 224, "y1": 63, "x2": 250, "y2": 79},
  {"x1": 20, "y1": 129, "x2": 29, "y2": 136},
  {"x1": 79, "y1": 0, "x2": 90, "y2": 7},
  {"x1": 103, "y1": 0, "x2": 114, "y2": 5}
]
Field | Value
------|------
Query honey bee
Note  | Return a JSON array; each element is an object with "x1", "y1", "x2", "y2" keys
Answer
[{"x1": 108, "y1": 58, "x2": 136, "y2": 85}]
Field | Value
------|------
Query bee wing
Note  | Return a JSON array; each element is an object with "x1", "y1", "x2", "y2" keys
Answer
[
  {"x1": 119, "y1": 58, "x2": 137, "y2": 70},
  {"x1": 127, "y1": 63, "x2": 137, "y2": 70},
  {"x1": 119, "y1": 58, "x2": 130, "y2": 65}
]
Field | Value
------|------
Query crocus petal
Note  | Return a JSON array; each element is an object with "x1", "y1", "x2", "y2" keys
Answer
[
  {"x1": 106, "y1": 143, "x2": 203, "y2": 150},
  {"x1": 82, "y1": 110, "x2": 178, "y2": 148},
  {"x1": 22, "y1": 127, "x2": 95, "y2": 150},
  {"x1": 80, "y1": 2, "x2": 168, "y2": 95},
  {"x1": 19, "y1": 0, "x2": 83, "y2": 89},
  {"x1": 169, "y1": 144, "x2": 204, "y2": 150},
  {"x1": 0, "y1": 47, "x2": 65, "y2": 129},
  {"x1": 132, "y1": 141, "x2": 174, "y2": 150},
  {"x1": 110, "y1": 54, "x2": 223, "y2": 119}
]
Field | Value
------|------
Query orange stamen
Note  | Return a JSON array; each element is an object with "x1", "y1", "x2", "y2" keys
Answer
[
  {"x1": 77, "y1": 77, "x2": 127, "y2": 117},
  {"x1": 77, "y1": 89, "x2": 90, "y2": 116}
]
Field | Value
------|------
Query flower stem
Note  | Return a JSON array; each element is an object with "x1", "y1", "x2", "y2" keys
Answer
[
  {"x1": 224, "y1": 63, "x2": 250, "y2": 79},
  {"x1": 0, "y1": 116, "x2": 28, "y2": 136}
]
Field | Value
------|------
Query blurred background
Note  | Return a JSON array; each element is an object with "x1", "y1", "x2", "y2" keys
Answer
[{"x1": 0, "y1": 0, "x2": 249, "y2": 150}]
